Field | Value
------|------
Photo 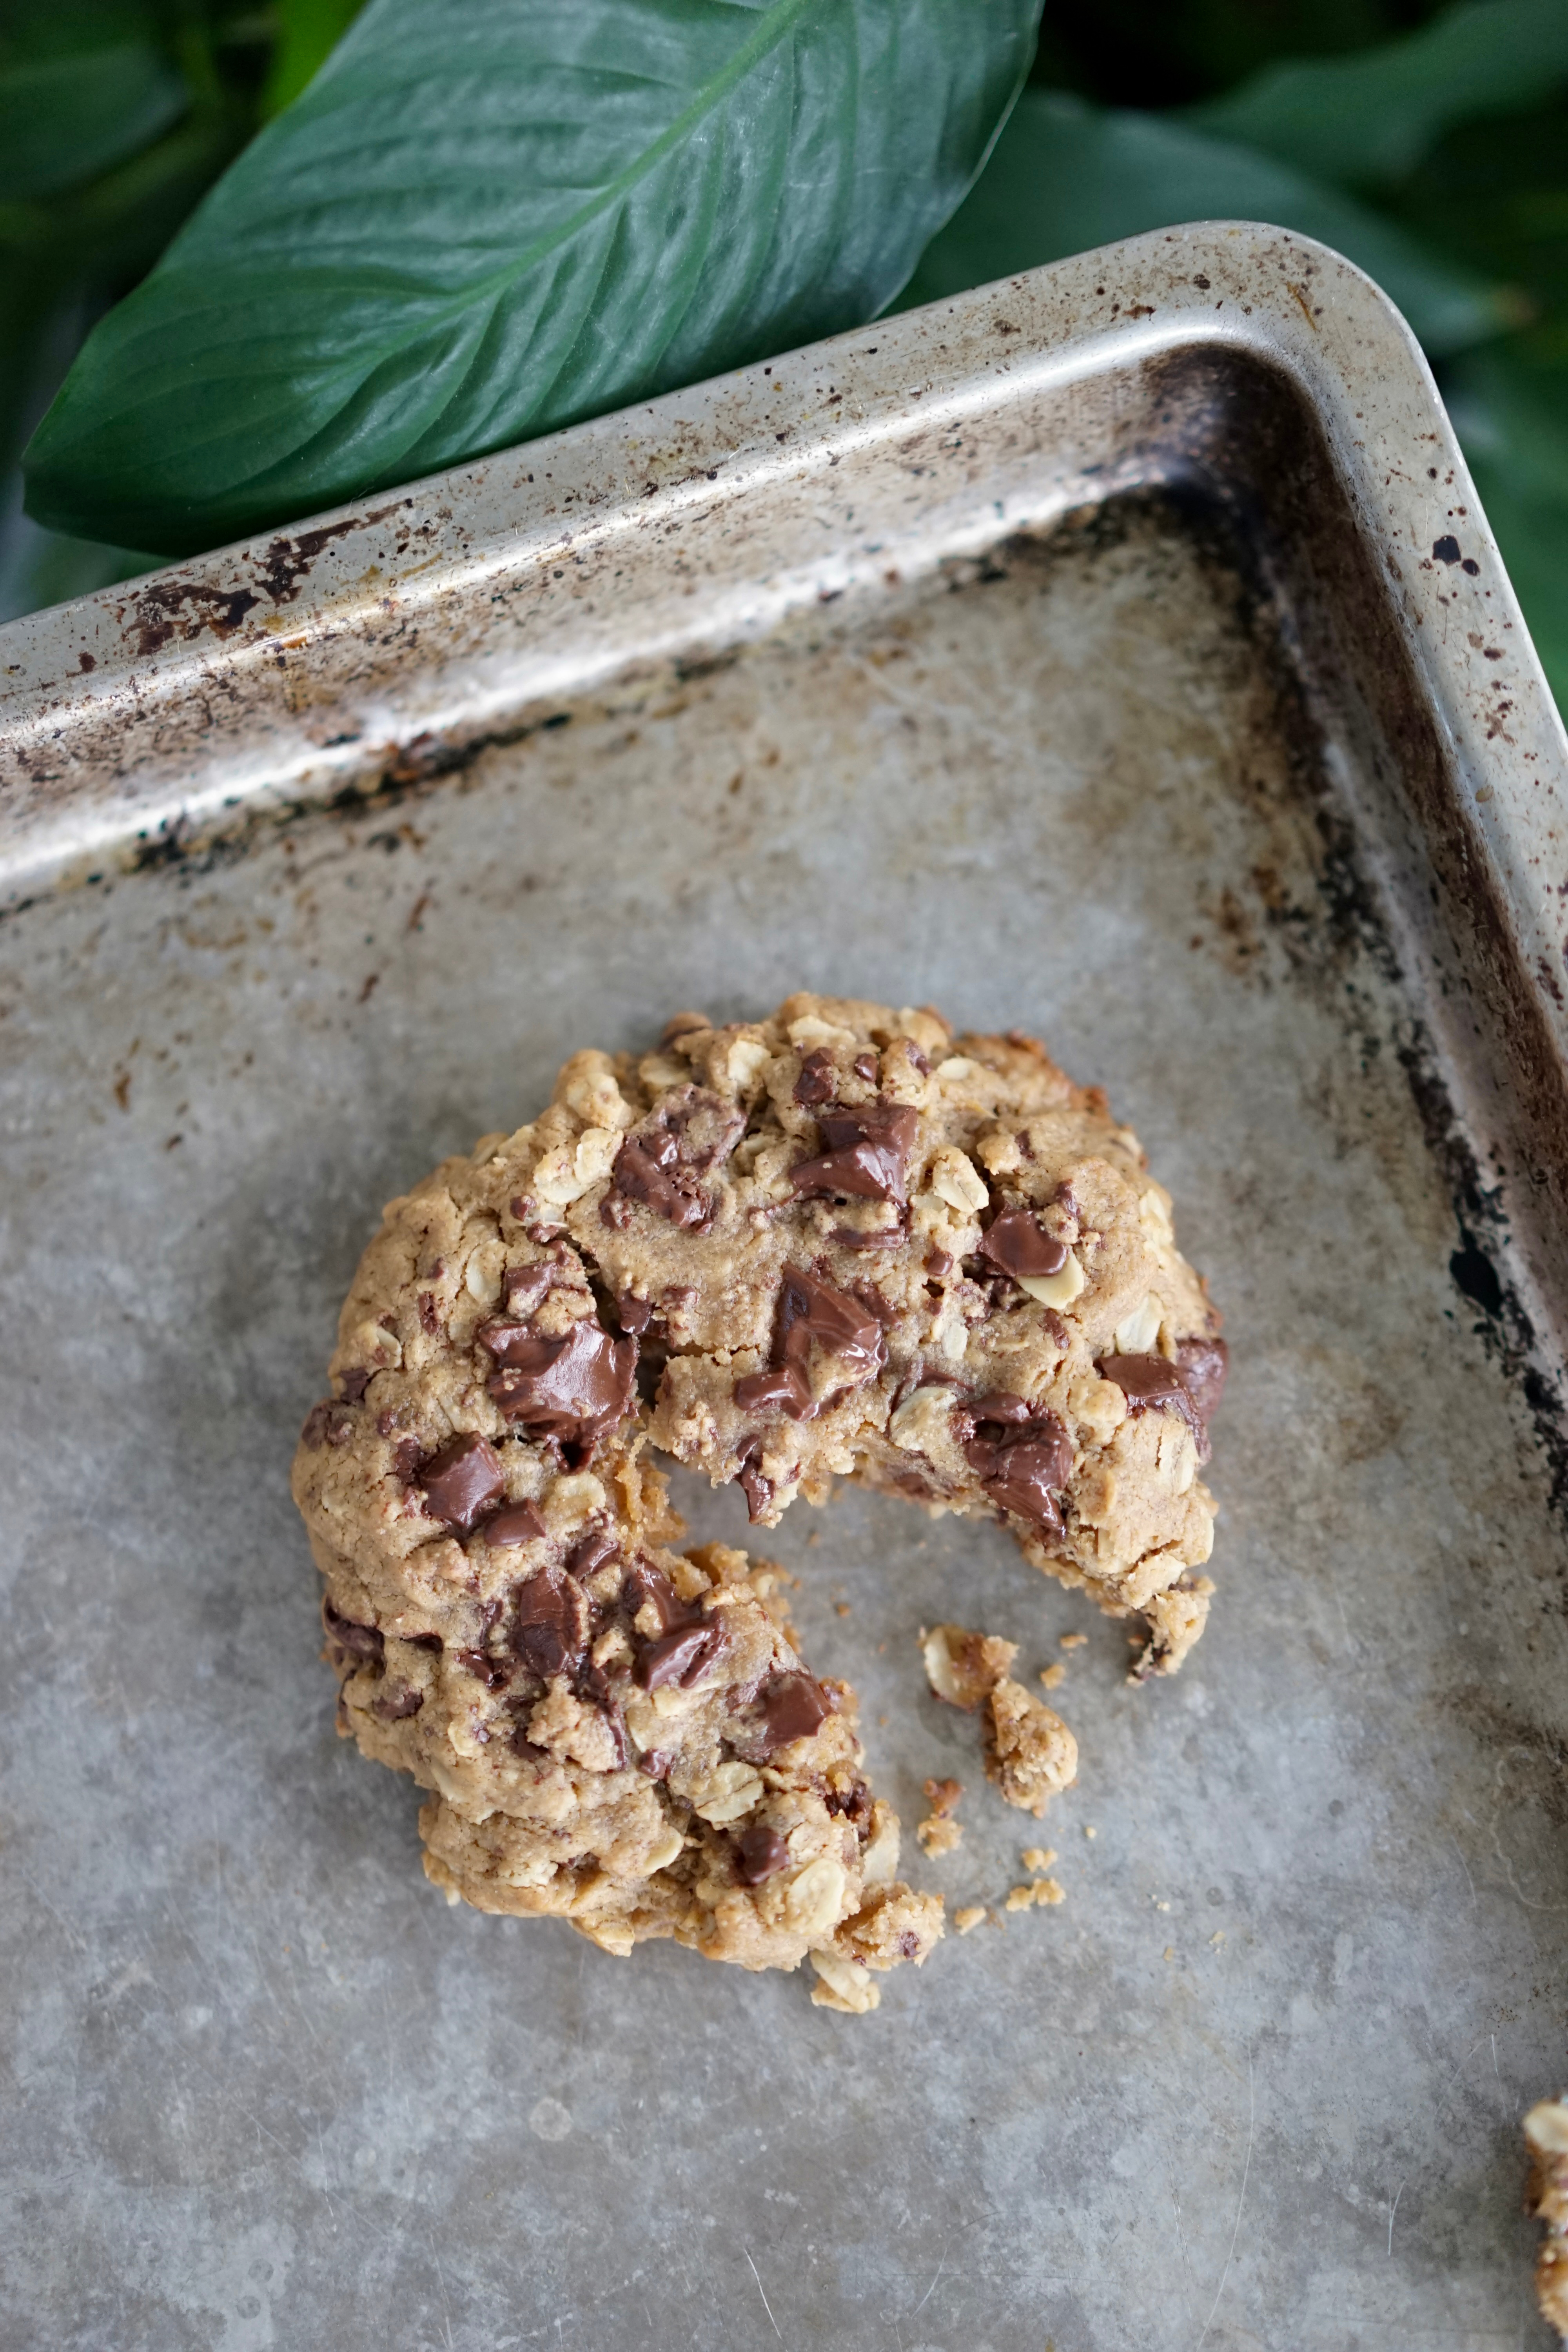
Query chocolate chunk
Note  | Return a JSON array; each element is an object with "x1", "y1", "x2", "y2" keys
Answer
[
  {"x1": 737, "y1": 1445, "x2": 775, "y2": 1523},
  {"x1": 1176, "y1": 1335, "x2": 1229, "y2": 1422},
  {"x1": 480, "y1": 1499, "x2": 546, "y2": 1548},
  {"x1": 961, "y1": 1401, "x2": 1072, "y2": 1533},
  {"x1": 789, "y1": 1101, "x2": 919, "y2": 1206},
  {"x1": 610, "y1": 1085, "x2": 745, "y2": 1229},
  {"x1": 417, "y1": 1432, "x2": 505, "y2": 1532},
  {"x1": 389, "y1": 1434, "x2": 422, "y2": 1482},
  {"x1": 371, "y1": 1686, "x2": 423, "y2": 1721},
  {"x1": 978, "y1": 1207, "x2": 1068, "y2": 1282},
  {"x1": 966, "y1": 1388, "x2": 1037, "y2": 1423},
  {"x1": 322, "y1": 1597, "x2": 383, "y2": 1666},
  {"x1": 1098, "y1": 1350, "x2": 1214, "y2": 1459},
  {"x1": 456, "y1": 1648, "x2": 513, "y2": 1692},
  {"x1": 793, "y1": 1048, "x2": 837, "y2": 1106},
  {"x1": 635, "y1": 1619, "x2": 722, "y2": 1691},
  {"x1": 776, "y1": 1265, "x2": 885, "y2": 1385},
  {"x1": 616, "y1": 1289, "x2": 652, "y2": 1334},
  {"x1": 502, "y1": 1262, "x2": 555, "y2": 1315},
  {"x1": 622, "y1": 1559, "x2": 691, "y2": 1633},
  {"x1": 338, "y1": 1368, "x2": 372, "y2": 1403},
  {"x1": 301, "y1": 1399, "x2": 355, "y2": 1449},
  {"x1": 404, "y1": 1631, "x2": 443, "y2": 1652},
  {"x1": 733, "y1": 1364, "x2": 813, "y2": 1419},
  {"x1": 825, "y1": 1778, "x2": 872, "y2": 1828},
  {"x1": 484, "y1": 1317, "x2": 637, "y2": 1447},
  {"x1": 752, "y1": 1671, "x2": 831, "y2": 1756},
  {"x1": 853, "y1": 1051, "x2": 879, "y2": 1082},
  {"x1": 637, "y1": 1748, "x2": 673, "y2": 1780},
  {"x1": 735, "y1": 1824, "x2": 791, "y2": 1884},
  {"x1": 512, "y1": 1571, "x2": 590, "y2": 1678},
  {"x1": 924, "y1": 1247, "x2": 954, "y2": 1279},
  {"x1": 567, "y1": 1528, "x2": 620, "y2": 1580}
]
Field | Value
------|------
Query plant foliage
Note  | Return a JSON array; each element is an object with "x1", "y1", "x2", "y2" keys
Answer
[{"x1": 22, "y1": 0, "x2": 1039, "y2": 554}]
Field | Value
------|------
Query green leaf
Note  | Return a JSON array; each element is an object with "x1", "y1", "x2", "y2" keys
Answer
[
  {"x1": 260, "y1": 0, "x2": 369, "y2": 120},
  {"x1": 0, "y1": 41, "x2": 188, "y2": 203},
  {"x1": 1189, "y1": 0, "x2": 1568, "y2": 191},
  {"x1": 900, "y1": 88, "x2": 1514, "y2": 358},
  {"x1": 22, "y1": 0, "x2": 1040, "y2": 557}
]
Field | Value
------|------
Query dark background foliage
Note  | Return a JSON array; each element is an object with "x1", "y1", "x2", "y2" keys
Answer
[{"x1": 3, "y1": 0, "x2": 1565, "y2": 717}]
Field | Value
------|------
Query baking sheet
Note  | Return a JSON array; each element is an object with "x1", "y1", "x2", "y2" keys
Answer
[{"x1": 3, "y1": 470, "x2": 1566, "y2": 2348}]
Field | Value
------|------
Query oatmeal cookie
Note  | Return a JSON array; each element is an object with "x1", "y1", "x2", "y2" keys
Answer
[{"x1": 292, "y1": 989, "x2": 1225, "y2": 1994}]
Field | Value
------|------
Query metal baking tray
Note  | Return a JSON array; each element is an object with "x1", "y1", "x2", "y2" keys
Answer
[{"x1": 4, "y1": 223, "x2": 1567, "y2": 2350}]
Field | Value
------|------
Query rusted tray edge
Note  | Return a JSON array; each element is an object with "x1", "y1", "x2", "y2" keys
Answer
[{"x1": 1, "y1": 223, "x2": 1564, "y2": 1393}]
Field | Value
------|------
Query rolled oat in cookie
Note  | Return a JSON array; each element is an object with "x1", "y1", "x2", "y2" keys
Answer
[{"x1": 292, "y1": 989, "x2": 1225, "y2": 1998}]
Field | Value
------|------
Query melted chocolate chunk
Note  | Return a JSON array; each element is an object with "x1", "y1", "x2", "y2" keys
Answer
[
  {"x1": 502, "y1": 1262, "x2": 555, "y2": 1316},
  {"x1": 371, "y1": 1686, "x2": 423, "y2": 1721},
  {"x1": 978, "y1": 1207, "x2": 1068, "y2": 1282},
  {"x1": 322, "y1": 1597, "x2": 383, "y2": 1667},
  {"x1": 483, "y1": 1317, "x2": 637, "y2": 1447},
  {"x1": 512, "y1": 1571, "x2": 590, "y2": 1678},
  {"x1": 793, "y1": 1048, "x2": 837, "y2": 1106},
  {"x1": 301, "y1": 1399, "x2": 355, "y2": 1450},
  {"x1": 616, "y1": 1289, "x2": 653, "y2": 1334},
  {"x1": 404, "y1": 1630, "x2": 443, "y2": 1652},
  {"x1": 853, "y1": 1051, "x2": 879, "y2": 1082},
  {"x1": 622, "y1": 1559, "x2": 690, "y2": 1633},
  {"x1": 637, "y1": 1747, "x2": 673, "y2": 1780},
  {"x1": 789, "y1": 1101, "x2": 919, "y2": 1206},
  {"x1": 1097, "y1": 1350, "x2": 1215, "y2": 1459},
  {"x1": 925, "y1": 1247, "x2": 954, "y2": 1279},
  {"x1": 481, "y1": 1499, "x2": 546, "y2": 1548},
  {"x1": 733, "y1": 1364, "x2": 813, "y2": 1419},
  {"x1": 610, "y1": 1085, "x2": 745, "y2": 1229},
  {"x1": 735, "y1": 1824, "x2": 791, "y2": 1884},
  {"x1": 417, "y1": 1432, "x2": 506, "y2": 1532},
  {"x1": 752, "y1": 1671, "x2": 831, "y2": 1756},
  {"x1": 960, "y1": 1399, "x2": 1072, "y2": 1533},
  {"x1": 635, "y1": 1619, "x2": 722, "y2": 1691},
  {"x1": 567, "y1": 1527, "x2": 620, "y2": 1580},
  {"x1": 1176, "y1": 1335, "x2": 1229, "y2": 1422},
  {"x1": 338, "y1": 1367, "x2": 372, "y2": 1403},
  {"x1": 776, "y1": 1265, "x2": 885, "y2": 1385}
]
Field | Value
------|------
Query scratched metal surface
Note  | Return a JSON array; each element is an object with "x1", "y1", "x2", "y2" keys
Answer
[{"x1": 0, "y1": 484, "x2": 1564, "y2": 2352}]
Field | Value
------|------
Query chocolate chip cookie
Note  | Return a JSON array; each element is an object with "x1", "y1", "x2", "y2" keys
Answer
[{"x1": 292, "y1": 990, "x2": 1225, "y2": 2000}]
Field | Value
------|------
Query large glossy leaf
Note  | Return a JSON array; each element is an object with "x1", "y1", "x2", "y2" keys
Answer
[
  {"x1": 899, "y1": 88, "x2": 1514, "y2": 358},
  {"x1": 1190, "y1": 0, "x2": 1568, "y2": 191},
  {"x1": 23, "y1": 0, "x2": 1040, "y2": 556}
]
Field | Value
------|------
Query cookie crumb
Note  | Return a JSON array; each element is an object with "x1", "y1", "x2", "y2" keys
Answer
[
  {"x1": 923, "y1": 1777, "x2": 963, "y2": 1818},
  {"x1": 1039, "y1": 1661, "x2": 1066, "y2": 1690},
  {"x1": 1163, "y1": 1945, "x2": 1176, "y2": 1962},
  {"x1": 1210, "y1": 1929, "x2": 1225, "y2": 1947},
  {"x1": 1022, "y1": 1847, "x2": 1057, "y2": 1873},
  {"x1": 985, "y1": 1679, "x2": 1077, "y2": 1816},
  {"x1": 922, "y1": 1622, "x2": 1016, "y2": 1710},
  {"x1": 1060, "y1": 1633, "x2": 1088, "y2": 1650},
  {"x1": 1153, "y1": 1897, "x2": 1170, "y2": 1911},
  {"x1": 1084, "y1": 1824, "x2": 1098, "y2": 1839},
  {"x1": 954, "y1": 1905, "x2": 987, "y2": 1935},
  {"x1": 917, "y1": 1816, "x2": 963, "y2": 1857},
  {"x1": 1526, "y1": 2098, "x2": 1568, "y2": 2336},
  {"x1": 1005, "y1": 1878, "x2": 1065, "y2": 1911}
]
